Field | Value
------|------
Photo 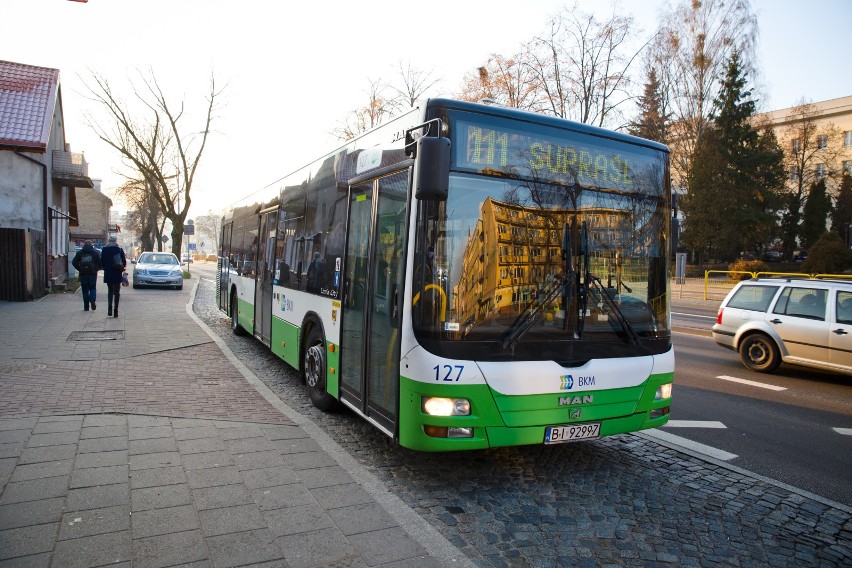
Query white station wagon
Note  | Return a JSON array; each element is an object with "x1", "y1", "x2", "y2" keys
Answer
[{"x1": 712, "y1": 278, "x2": 852, "y2": 375}]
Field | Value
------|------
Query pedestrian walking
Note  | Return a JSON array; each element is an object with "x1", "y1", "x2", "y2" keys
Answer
[
  {"x1": 71, "y1": 240, "x2": 101, "y2": 311},
  {"x1": 100, "y1": 236, "x2": 126, "y2": 318}
]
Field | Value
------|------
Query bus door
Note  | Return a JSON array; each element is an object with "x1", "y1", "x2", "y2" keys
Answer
[
  {"x1": 340, "y1": 170, "x2": 408, "y2": 436},
  {"x1": 254, "y1": 209, "x2": 278, "y2": 346},
  {"x1": 218, "y1": 222, "x2": 232, "y2": 312}
]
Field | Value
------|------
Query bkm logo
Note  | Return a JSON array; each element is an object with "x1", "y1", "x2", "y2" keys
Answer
[
  {"x1": 560, "y1": 375, "x2": 573, "y2": 390},
  {"x1": 561, "y1": 374, "x2": 595, "y2": 390}
]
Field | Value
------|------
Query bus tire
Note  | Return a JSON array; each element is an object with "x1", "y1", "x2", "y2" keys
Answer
[
  {"x1": 230, "y1": 292, "x2": 246, "y2": 336},
  {"x1": 739, "y1": 333, "x2": 780, "y2": 373},
  {"x1": 304, "y1": 325, "x2": 338, "y2": 412}
]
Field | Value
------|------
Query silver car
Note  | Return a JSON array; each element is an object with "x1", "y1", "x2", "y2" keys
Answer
[
  {"x1": 712, "y1": 278, "x2": 852, "y2": 375},
  {"x1": 132, "y1": 252, "x2": 184, "y2": 290}
]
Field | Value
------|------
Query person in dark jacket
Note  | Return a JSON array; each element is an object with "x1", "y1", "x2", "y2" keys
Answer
[
  {"x1": 100, "y1": 236, "x2": 126, "y2": 318},
  {"x1": 71, "y1": 240, "x2": 101, "y2": 311}
]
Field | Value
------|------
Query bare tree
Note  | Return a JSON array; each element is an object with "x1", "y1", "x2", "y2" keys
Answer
[
  {"x1": 388, "y1": 60, "x2": 441, "y2": 110},
  {"x1": 778, "y1": 100, "x2": 843, "y2": 257},
  {"x1": 526, "y1": 3, "x2": 639, "y2": 127},
  {"x1": 650, "y1": 0, "x2": 758, "y2": 187},
  {"x1": 114, "y1": 177, "x2": 163, "y2": 253},
  {"x1": 84, "y1": 69, "x2": 222, "y2": 257},
  {"x1": 457, "y1": 53, "x2": 540, "y2": 110},
  {"x1": 194, "y1": 210, "x2": 223, "y2": 254},
  {"x1": 331, "y1": 78, "x2": 394, "y2": 141}
]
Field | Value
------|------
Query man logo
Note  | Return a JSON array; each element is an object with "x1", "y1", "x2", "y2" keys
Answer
[
  {"x1": 559, "y1": 395, "x2": 593, "y2": 406},
  {"x1": 560, "y1": 375, "x2": 573, "y2": 390}
]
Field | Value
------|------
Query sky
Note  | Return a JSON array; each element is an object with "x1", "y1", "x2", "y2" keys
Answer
[{"x1": 4, "y1": 0, "x2": 850, "y2": 219}]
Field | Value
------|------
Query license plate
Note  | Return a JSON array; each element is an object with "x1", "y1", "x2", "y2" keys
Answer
[
  {"x1": 153, "y1": 278, "x2": 166, "y2": 283},
  {"x1": 544, "y1": 423, "x2": 600, "y2": 444}
]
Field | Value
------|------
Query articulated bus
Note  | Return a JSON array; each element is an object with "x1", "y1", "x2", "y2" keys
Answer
[{"x1": 217, "y1": 98, "x2": 673, "y2": 451}]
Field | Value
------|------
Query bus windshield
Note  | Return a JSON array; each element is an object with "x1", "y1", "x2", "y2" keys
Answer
[{"x1": 412, "y1": 110, "x2": 670, "y2": 364}]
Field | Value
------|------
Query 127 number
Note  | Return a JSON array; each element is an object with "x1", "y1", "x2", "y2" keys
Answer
[{"x1": 433, "y1": 365, "x2": 464, "y2": 382}]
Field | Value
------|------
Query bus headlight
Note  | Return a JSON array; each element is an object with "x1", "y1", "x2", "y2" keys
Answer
[
  {"x1": 655, "y1": 383, "x2": 673, "y2": 400},
  {"x1": 421, "y1": 397, "x2": 471, "y2": 416}
]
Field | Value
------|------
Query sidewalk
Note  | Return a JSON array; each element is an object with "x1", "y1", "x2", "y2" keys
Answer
[{"x1": 0, "y1": 278, "x2": 471, "y2": 567}]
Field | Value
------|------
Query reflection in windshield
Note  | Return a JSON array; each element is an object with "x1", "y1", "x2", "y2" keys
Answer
[{"x1": 412, "y1": 173, "x2": 670, "y2": 362}]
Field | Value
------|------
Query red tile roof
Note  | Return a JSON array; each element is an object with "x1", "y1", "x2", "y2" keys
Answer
[{"x1": 0, "y1": 60, "x2": 59, "y2": 151}]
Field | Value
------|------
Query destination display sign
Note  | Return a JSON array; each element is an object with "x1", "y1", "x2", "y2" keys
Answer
[{"x1": 452, "y1": 115, "x2": 663, "y2": 194}]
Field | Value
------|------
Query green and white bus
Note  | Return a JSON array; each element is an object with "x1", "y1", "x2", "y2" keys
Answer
[{"x1": 217, "y1": 98, "x2": 673, "y2": 451}]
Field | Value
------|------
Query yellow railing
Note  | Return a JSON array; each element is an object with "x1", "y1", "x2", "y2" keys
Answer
[{"x1": 701, "y1": 271, "x2": 852, "y2": 301}]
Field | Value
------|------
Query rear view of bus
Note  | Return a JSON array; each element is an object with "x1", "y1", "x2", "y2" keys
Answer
[{"x1": 400, "y1": 100, "x2": 673, "y2": 451}]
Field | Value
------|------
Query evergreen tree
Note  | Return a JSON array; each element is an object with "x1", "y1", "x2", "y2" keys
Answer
[
  {"x1": 830, "y1": 173, "x2": 852, "y2": 245},
  {"x1": 628, "y1": 68, "x2": 667, "y2": 143},
  {"x1": 680, "y1": 51, "x2": 784, "y2": 262},
  {"x1": 801, "y1": 178, "x2": 832, "y2": 250}
]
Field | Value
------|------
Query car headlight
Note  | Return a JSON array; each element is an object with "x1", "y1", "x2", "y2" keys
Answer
[
  {"x1": 170, "y1": 269, "x2": 182, "y2": 277},
  {"x1": 422, "y1": 397, "x2": 471, "y2": 416}
]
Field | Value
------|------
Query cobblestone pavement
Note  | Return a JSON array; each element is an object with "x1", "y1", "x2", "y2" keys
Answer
[{"x1": 194, "y1": 278, "x2": 852, "y2": 567}]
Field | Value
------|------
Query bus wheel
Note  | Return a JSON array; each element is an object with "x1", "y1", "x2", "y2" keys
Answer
[
  {"x1": 304, "y1": 326, "x2": 338, "y2": 411},
  {"x1": 230, "y1": 293, "x2": 246, "y2": 336}
]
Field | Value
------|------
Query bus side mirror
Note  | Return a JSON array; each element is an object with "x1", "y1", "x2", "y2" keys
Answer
[{"x1": 414, "y1": 136, "x2": 450, "y2": 201}]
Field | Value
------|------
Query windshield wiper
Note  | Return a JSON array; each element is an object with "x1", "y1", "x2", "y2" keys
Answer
[
  {"x1": 578, "y1": 221, "x2": 639, "y2": 345},
  {"x1": 501, "y1": 223, "x2": 575, "y2": 350}
]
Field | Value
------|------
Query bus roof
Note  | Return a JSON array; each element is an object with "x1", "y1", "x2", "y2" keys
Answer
[{"x1": 424, "y1": 98, "x2": 670, "y2": 155}]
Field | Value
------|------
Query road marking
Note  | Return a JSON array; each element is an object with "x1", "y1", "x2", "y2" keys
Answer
[
  {"x1": 640, "y1": 429, "x2": 738, "y2": 461},
  {"x1": 664, "y1": 420, "x2": 727, "y2": 428},
  {"x1": 672, "y1": 312, "x2": 716, "y2": 319},
  {"x1": 833, "y1": 428, "x2": 852, "y2": 436},
  {"x1": 716, "y1": 375, "x2": 787, "y2": 391}
]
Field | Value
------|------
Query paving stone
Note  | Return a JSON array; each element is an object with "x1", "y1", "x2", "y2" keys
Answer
[
  {"x1": 129, "y1": 451, "x2": 182, "y2": 471},
  {"x1": 131, "y1": 483, "x2": 192, "y2": 511},
  {"x1": 273, "y1": 437, "x2": 322, "y2": 455},
  {"x1": 263, "y1": 503, "x2": 333, "y2": 537},
  {"x1": 260, "y1": 425, "x2": 307, "y2": 441},
  {"x1": 171, "y1": 418, "x2": 215, "y2": 429},
  {"x1": 192, "y1": 483, "x2": 254, "y2": 511},
  {"x1": 0, "y1": 442, "x2": 24, "y2": 460},
  {"x1": 224, "y1": 436, "x2": 277, "y2": 455},
  {"x1": 66, "y1": 482, "x2": 129, "y2": 511},
  {"x1": 327, "y1": 502, "x2": 398, "y2": 536},
  {"x1": 9, "y1": 459, "x2": 73, "y2": 483},
  {"x1": 206, "y1": 528, "x2": 283, "y2": 568},
  {"x1": 173, "y1": 425, "x2": 219, "y2": 441},
  {"x1": 0, "y1": 523, "x2": 57, "y2": 560},
  {"x1": 0, "y1": 418, "x2": 38, "y2": 431},
  {"x1": 185, "y1": 465, "x2": 243, "y2": 489},
  {"x1": 58, "y1": 505, "x2": 130, "y2": 540},
  {"x1": 177, "y1": 437, "x2": 226, "y2": 455},
  {"x1": 0, "y1": 552, "x2": 50, "y2": 568},
  {"x1": 0, "y1": 430, "x2": 30, "y2": 444},
  {"x1": 53, "y1": 530, "x2": 131, "y2": 568},
  {"x1": 78, "y1": 436, "x2": 127, "y2": 454},
  {"x1": 282, "y1": 450, "x2": 337, "y2": 471},
  {"x1": 181, "y1": 450, "x2": 234, "y2": 471},
  {"x1": 129, "y1": 437, "x2": 179, "y2": 456},
  {"x1": 25, "y1": 431, "x2": 79, "y2": 448},
  {"x1": 74, "y1": 449, "x2": 128, "y2": 469},
  {"x1": 132, "y1": 529, "x2": 208, "y2": 568},
  {"x1": 198, "y1": 503, "x2": 267, "y2": 537},
  {"x1": 0, "y1": 476, "x2": 68, "y2": 505},
  {"x1": 18, "y1": 444, "x2": 76, "y2": 464},
  {"x1": 129, "y1": 465, "x2": 187, "y2": 489},
  {"x1": 82, "y1": 415, "x2": 127, "y2": 428},
  {"x1": 276, "y1": 527, "x2": 357, "y2": 568},
  {"x1": 347, "y1": 526, "x2": 428, "y2": 566},
  {"x1": 251, "y1": 483, "x2": 315, "y2": 511},
  {"x1": 70, "y1": 464, "x2": 129, "y2": 489},
  {"x1": 218, "y1": 425, "x2": 264, "y2": 440},
  {"x1": 310, "y1": 482, "x2": 374, "y2": 510},
  {"x1": 80, "y1": 425, "x2": 128, "y2": 439},
  {"x1": 0, "y1": 498, "x2": 65, "y2": 531},
  {"x1": 240, "y1": 465, "x2": 300, "y2": 490},
  {"x1": 127, "y1": 416, "x2": 171, "y2": 428},
  {"x1": 131, "y1": 504, "x2": 201, "y2": 539},
  {"x1": 32, "y1": 419, "x2": 82, "y2": 434},
  {"x1": 233, "y1": 449, "x2": 286, "y2": 471},
  {"x1": 128, "y1": 425, "x2": 173, "y2": 441},
  {"x1": 299, "y1": 465, "x2": 353, "y2": 489}
]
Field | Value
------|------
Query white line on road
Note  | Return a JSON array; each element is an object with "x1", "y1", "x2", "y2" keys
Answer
[
  {"x1": 640, "y1": 429, "x2": 738, "y2": 461},
  {"x1": 672, "y1": 312, "x2": 716, "y2": 319},
  {"x1": 664, "y1": 420, "x2": 727, "y2": 428},
  {"x1": 833, "y1": 427, "x2": 852, "y2": 436},
  {"x1": 716, "y1": 375, "x2": 787, "y2": 391}
]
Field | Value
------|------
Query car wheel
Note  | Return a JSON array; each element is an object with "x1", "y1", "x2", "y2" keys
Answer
[
  {"x1": 739, "y1": 333, "x2": 780, "y2": 373},
  {"x1": 303, "y1": 325, "x2": 338, "y2": 411},
  {"x1": 230, "y1": 293, "x2": 246, "y2": 336}
]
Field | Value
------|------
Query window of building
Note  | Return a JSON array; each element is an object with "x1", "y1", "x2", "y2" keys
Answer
[
  {"x1": 843, "y1": 161, "x2": 852, "y2": 176},
  {"x1": 844, "y1": 131, "x2": 852, "y2": 147},
  {"x1": 789, "y1": 166, "x2": 799, "y2": 181},
  {"x1": 792, "y1": 138, "x2": 801, "y2": 153},
  {"x1": 816, "y1": 164, "x2": 827, "y2": 179},
  {"x1": 817, "y1": 135, "x2": 828, "y2": 149}
]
